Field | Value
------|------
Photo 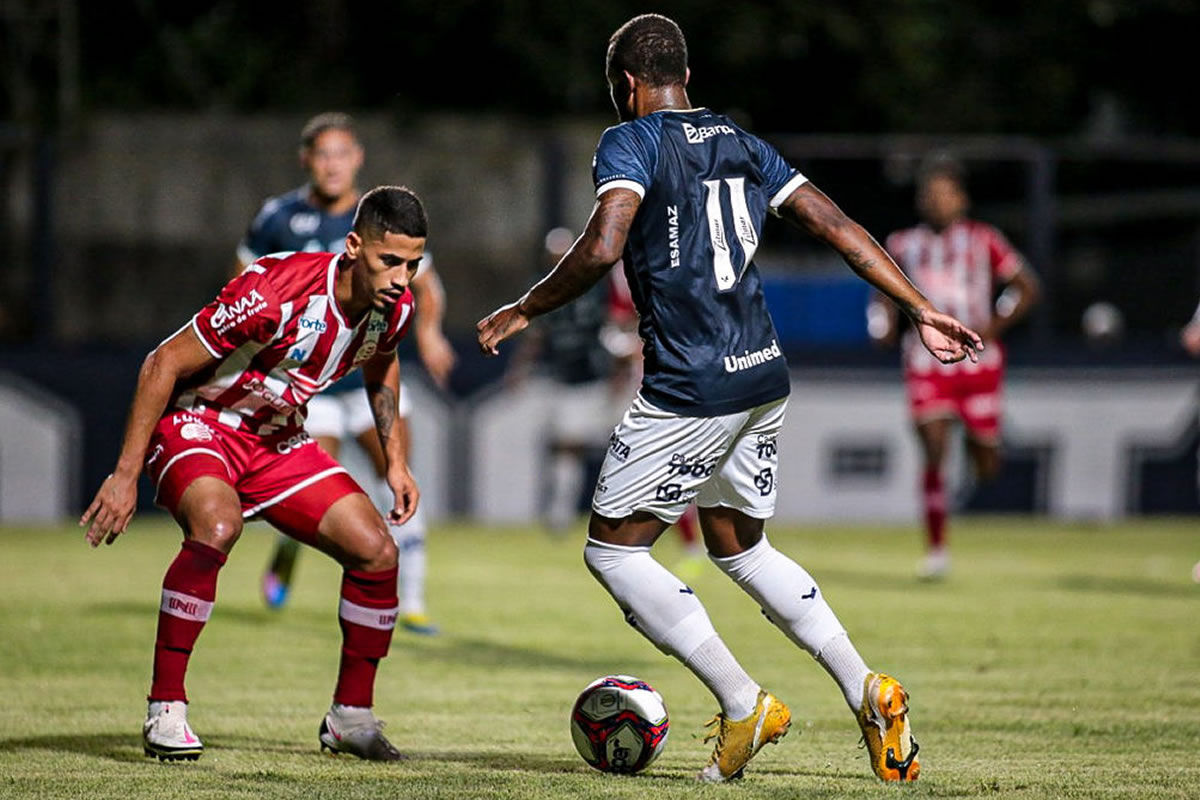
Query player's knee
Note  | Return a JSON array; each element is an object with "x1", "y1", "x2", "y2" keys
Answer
[
  {"x1": 352, "y1": 523, "x2": 397, "y2": 572},
  {"x1": 187, "y1": 513, "x2": 242, "y2": 552}
]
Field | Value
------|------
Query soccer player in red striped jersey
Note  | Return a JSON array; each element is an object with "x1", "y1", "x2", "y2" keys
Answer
[
  {"x1": 869, "y1": 157, "x2": 1040, "y2": 579},
  {"x1": 80, "y1": 185, "x2": 428, "y2": 762}
]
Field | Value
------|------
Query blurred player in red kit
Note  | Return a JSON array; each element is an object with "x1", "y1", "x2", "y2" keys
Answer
[
  {"x1": 81, "y1": 186, "x2": 428, "y2": 762},
  {"x1": 869, "y1": 157, "x2": 1040, "y2": 579}
]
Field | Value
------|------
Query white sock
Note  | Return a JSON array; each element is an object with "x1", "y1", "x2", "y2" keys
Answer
[
  {"x1": 710, "y1": 534, "x2": 867, "y2": 709},
  {"x1": 584, "y1": 538, "x2": 759, "y2": 718},
  {"x1": 815, "y1": 632, "x2": 869, "y2": 711},
  {"x1": 547, "y1": 453, "x2": 583, "y2": 527},
  {"x1": 387, "y1": 494, "x2": 428, "y2": 616}
]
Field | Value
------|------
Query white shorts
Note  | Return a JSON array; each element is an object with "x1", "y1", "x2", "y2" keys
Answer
[
  {"x1": 305, "y1": 382, "x2": 413, "y2": 439},
  {"x1": 592, "y1": 393, "x2": 787, "y2": 524}
]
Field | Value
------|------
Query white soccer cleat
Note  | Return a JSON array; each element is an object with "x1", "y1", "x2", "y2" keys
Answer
[
  {"x1": 143, "y1": 700, "x2": 203, "y2": 762},
  {"x1": 318, "y1": 704, "x2": 405, "y2": 761},
  {"x1": 916, "y1": 549, "x2": 950, "y2": 581}
]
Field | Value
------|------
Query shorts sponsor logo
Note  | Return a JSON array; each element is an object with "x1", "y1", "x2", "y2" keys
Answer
[
  {"x1": 655, "y1": 483, "x2": 683, "y2": 502},
  {"x1": 667, "y1": 453, "x2": 716, "y2": 478},
  {"x1": 753, "y1": 467, "x2": 775, "y2": 497},
  {"x1": 211, "y1": 289, "x2": 268, "y2": 334},
  {"x1": 146, "y1": 443, "x2": 165, "y2": 468},
  {"x1": 682, "y1": 121, "x2": 735, "y2": 144},
  {"x1": 724, "y1": 339, "x2": 783, "y2": 374},
  {"x1": 297, "y1": 316, "x2": 327, "y2": 333},
  {"x1": 755, "y1": 433, "x2": 778, "y2": 460},
  {"x1": 180, "y1": 422, "x2": 214, "y2": 442},
  {"x1": 275, "y1": 431, "x2": 314, "y2": 454},
  {"x1": 608, "y1": 433, "x2": 631, "y2": 463}
]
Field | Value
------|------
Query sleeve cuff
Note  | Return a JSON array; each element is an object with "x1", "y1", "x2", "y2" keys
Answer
[{"x1": 596, "y1": 179, "x2": 646, "y2": 199}]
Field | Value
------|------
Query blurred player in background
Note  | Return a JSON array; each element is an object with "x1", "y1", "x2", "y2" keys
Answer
[
  {"x1": 81, "y1": 186, "x2": 428, "y2": 762},
  {"x1": 1181, "y1": 301, "x2": 1200, "y2": 582},
  {"x1": 238, "y1": 112, "x2": 455, "y2": 633},
  {"x1": 479, "y1": 13, "x2": 983, "y2": 783},
  {"x1": 869, "y1": 156, "x2": 1040, "y2": 580},
  {"x1": 504, "y1": 227, "x2": 622, "y2": 532}
]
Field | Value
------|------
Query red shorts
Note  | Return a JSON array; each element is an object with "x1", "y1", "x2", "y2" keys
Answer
[
  {"x1": 905, "y1": 361, "x2": 1004, "y2": 443},
  {"x1": 145, "y1": 410, "x2": 364, "y2": 544}
]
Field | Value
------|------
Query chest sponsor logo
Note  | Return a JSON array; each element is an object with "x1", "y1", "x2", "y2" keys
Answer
[
  {"x1": 723, "y1": 339, "x2": 782, "y2": 374},
  {"x1": 289, "y1": 212, "x2": 321, "y2": 236},
  {"x1": 682, "y1": 121, "x2": 735, "y2": 144},
  {"x1": 211, "y1": 289, "x2": 267, "y2": 334},
  {"x1": 297, "y1": 315, "x2": 327, "y2": 333}
]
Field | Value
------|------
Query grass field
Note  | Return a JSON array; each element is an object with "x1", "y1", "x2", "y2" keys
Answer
[{"x1": 1, "y1": 515, "x2": 1197, "y2": 799}]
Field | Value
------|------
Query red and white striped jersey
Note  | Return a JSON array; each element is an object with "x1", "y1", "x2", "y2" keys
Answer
[
  {"x1": 171, "y1": 251, "x2": 413, "y2": 436},
  {"x1": 886, "y1": 219, "x2": 1023, "y2": 375}
]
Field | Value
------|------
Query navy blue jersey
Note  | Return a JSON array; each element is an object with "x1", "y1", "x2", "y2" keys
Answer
[
  {"x1": 237, "y1": 186, "x2": 356, "y2": 265},
  {"x1": 593, "y1": 109, "x2": 807, "y2": 416}
]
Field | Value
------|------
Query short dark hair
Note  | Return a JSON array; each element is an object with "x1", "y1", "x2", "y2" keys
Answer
[
  {"x1": 607, "y1": 14, "x2": 688, "y2": 88},
  {"x1": 916, "y1": 153, "x2": 967, "y2": 192},
  {"x1": 353, "y1": 186, "x2": 427, "y2": 241},
  {"x1": 300, "y1": 112, "x2": 357, "y2": 149}
]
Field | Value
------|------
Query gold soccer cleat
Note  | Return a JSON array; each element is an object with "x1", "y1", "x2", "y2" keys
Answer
[
  {"x1": 697, "y1": 690, "x2": 791, "y2": 782},
  {"x1": 857, "y1": 672, "x2": 920, "y2": 781}
]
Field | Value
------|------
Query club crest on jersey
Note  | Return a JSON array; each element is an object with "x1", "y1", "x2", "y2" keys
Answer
[
  {"x1": 723, "y1": 339, "x2": 782, "y2": 373},
  {"x1": 180, "y1": 422, "x2": 214, "y2": 442},
  {"x1": 211, "y1": 289, "x2": 267, "y2": 334},
  {"x1": 289, "y1": 213, "x2": 321, "y2": 236}
]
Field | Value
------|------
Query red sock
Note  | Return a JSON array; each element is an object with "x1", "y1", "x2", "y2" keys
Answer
[
  {"x1": 676, "y1": 506, "x2": 698, "y2": 546},
  {"x1": 149, "y1": 540, "x2": 227, "y2": 703},
  {"x1": 922, "y1": 467, "x2": 947, "y2": 550},
  {"x1": 334, "y1": 568, "x2": 398, "y2": 707}
]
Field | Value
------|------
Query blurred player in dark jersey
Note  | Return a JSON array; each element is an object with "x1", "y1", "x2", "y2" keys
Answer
[
  {"x1": 238, "y1": 112, "x2": 455, "y2": 633},
  {"x1": 479, "y1": 14, "x2": 982, "y2": 783},
  {"x1": 82, "y1": 186, "x2": 428, "y2": 762},
  {"x1": 869, "y1": 157, "x2": 1040, "y2": 580}
]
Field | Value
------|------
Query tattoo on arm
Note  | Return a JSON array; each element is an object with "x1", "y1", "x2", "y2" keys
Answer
[{"x1": 368, "y1": 384, "x2": 396, "y2": 444}]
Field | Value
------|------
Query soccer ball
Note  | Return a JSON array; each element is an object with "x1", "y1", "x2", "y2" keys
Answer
[{"x1": 570, "y1": 675, "x2": 669, "y2": 774}]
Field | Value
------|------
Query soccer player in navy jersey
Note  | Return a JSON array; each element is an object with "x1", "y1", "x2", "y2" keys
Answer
[
  {"x1": 82, "y1": 186, "x2": 428, "y2": 762},
  {"x1": 478, "y1": 14, "x2": 982, "y2": 783},
  {"x1": 239, "y1": 112, "x2": 455, "y2": 633}
]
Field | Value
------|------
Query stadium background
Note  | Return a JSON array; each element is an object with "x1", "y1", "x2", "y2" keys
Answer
[{"x1": 1, "y1": 0, "x2": 1198, "y2": 522}]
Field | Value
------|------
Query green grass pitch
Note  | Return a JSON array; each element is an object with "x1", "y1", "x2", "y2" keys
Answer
[{"x1": 1, "y1": 515, "x2": 1197, "y2": 799}]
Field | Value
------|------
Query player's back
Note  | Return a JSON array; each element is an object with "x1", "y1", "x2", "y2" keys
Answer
[{"x1": 593, "y1": 109, "x2": 806, "y2": 416}]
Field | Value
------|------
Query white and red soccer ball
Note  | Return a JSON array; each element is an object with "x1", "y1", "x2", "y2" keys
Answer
[{"x1": 570, "y1": 675, "x2": 669, "y2": 774}]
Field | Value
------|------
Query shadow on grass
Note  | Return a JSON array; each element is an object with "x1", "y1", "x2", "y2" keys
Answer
[
  {"x1": 407, "y1": 635, "x2": 659, "y2": 673},
  {"x1": 1056, "y1": 574, "x2": 1198, "y2": 597},
  {"x1": 86, "y1": 601, "x2": 328, "y2": 629},
  {"x1": 0, "y1": 731, "x2": 147, "y2": 763}
]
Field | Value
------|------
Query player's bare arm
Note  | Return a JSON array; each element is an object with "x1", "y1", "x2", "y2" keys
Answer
[
  {"x1": 362, "y1": 352, "x2": 418, "y2": 525},
  {"x1": 477, "y1": 188, "x2": 640, "y2": 355},
  {"x1": 81, "y1": 327, "x2": 218, "y2": 547},
  {"x1": 781, "y1": 182, "x2": 983, "y2": 364},
  {"x1": 986, "y1": 266, "x2": 1041, "y2": 342},
  {"x1": 410, "y1": 265, "x2": 456, "y2": 388}
]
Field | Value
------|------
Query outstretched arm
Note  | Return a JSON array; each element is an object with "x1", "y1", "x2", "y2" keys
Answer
[
  {"x1": 361, "y1": 353, "x2": 418, "y2": 525},
  {"x1": 477, "y1": 188, "x2": 640, "y2": 355},
  {"x1": 779, "y1": 183, "x2": 982, "y2": 364},
  {"x1": 81, "y1": 327, "x2": 217, "y2": 546}
]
